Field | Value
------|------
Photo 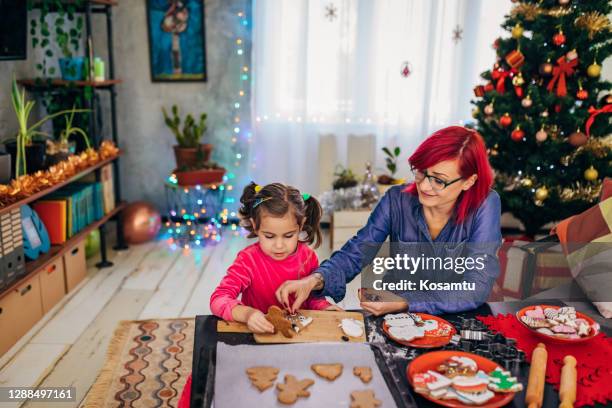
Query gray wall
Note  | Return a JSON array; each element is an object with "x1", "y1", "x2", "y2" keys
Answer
[{"x1": 0, "y1": 0, "x2": 252, "y2": 213}]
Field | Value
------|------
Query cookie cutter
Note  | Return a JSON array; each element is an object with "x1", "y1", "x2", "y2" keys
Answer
[{"x1": 460, "y1": 329, "x2": 487, "y2": 341}]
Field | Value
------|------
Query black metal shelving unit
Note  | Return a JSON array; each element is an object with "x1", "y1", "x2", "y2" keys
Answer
[{"x1": 18, "y1": 0, "x2": 127, "y2": 270}]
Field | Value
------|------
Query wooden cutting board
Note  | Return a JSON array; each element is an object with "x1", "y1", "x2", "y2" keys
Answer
[{"x1": 216, "y1": 310, "x2": 367, "y2": 343}]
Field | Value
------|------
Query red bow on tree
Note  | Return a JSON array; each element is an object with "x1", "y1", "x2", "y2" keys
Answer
[
  {"x1": 546, "y1": 56, "x2": 579, "y2": 97},
  {"x1": 586, "y1": 104, "x2": 612, "y2": 137},
  {"x1": 491, "y1": 66, "x2": 517, "y2": 95}
]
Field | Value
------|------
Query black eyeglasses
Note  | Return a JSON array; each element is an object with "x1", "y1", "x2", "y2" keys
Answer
[{"x1": 411, "y1": 167, "x2": 463, "y2": 191}]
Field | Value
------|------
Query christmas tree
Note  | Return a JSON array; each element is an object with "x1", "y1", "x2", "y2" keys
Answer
[{"x1": 471, "y1": 0, "x2": 611, "y2": 237}]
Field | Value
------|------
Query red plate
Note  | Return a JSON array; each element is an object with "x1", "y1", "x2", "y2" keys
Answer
[
  {"x1": 516, "y1": 304, "x2": 600, "y2": 343},
  {"x1": 382, "y1": 313, "x2": 457, "y2": 348},
  {"x1": 407, "y1": 351, "x2": 517, "y2": 408}
]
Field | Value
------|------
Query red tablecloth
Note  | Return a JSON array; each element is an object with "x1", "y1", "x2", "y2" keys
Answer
[{"x1": 478, "y1": 313, "x2": 612, "y2": 407}]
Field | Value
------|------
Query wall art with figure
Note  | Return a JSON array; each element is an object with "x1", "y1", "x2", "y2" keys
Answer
[{"x1": 146, "y1": 0, "x2": 207, "y2": 81}]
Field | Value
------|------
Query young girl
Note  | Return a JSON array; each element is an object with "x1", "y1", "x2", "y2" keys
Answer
[{"x1": 209, "y1": 181, "x2": 336, "y2": 333}]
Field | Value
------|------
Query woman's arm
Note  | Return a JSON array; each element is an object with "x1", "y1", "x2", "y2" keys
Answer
[
  {"x1": 315, "y1": 189, "x2": 394, "y2": 302},
  {"x1": 408, "y1": 191, "x2": 502, "y2": 315},
  {"x1": 276, "y1": 188, "x2": 395, "y2": 311}
]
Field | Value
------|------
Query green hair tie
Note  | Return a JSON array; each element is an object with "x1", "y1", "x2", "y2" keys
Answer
[{"x1": 302, "y1": 193, "x2": 311, "y2": 201}]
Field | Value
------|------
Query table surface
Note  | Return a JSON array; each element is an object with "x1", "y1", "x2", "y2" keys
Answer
[{"x1": 190, "y1": 300, "x2": 610, "y2": 408}]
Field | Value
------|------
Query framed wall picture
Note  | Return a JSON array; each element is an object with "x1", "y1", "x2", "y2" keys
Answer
[{"x1": 146, "y1": 0, "x2": 207, "y2": 82}]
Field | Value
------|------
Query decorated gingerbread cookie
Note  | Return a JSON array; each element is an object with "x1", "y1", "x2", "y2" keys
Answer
[
  {"x1": 246, "y1": 366, "x2": 279, "y2": 392},
  {"x1": 388, "y1": 325, "x2": 425, "y2": 341},
  {"x1": 265, "y1": 306, "x2": 295, "y2": 338},
  {"x1": 488, "y1": 367, "x2": 524, "y2": 393},
  {"x1": 311, "y1": 363, "x2": 343, "y2": 381},
  {"x1": 276, "y1": 375, "x2": 314, "y2": 404},
  {"x1": 353, "y1": 366, "x2": 373, "y2": 384},
  {"x1": 340, "y1": 318, "x2": 364, "y2": 338},
  {"x1": 350, "y1": 390, "x2": 381, "y2": 408}
]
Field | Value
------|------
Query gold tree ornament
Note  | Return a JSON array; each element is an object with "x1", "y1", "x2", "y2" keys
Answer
[
  {"x1": 583, "y1": 166, "x2": 599, "y2": 182},
  {"x1": 575, "y1": 12, "x2": 611, "y2": 40},
  {"x1": 521, "y1": 178, "x2": 534, "y2": 188},
  {"x1": 535, "y1": 186, "x2": 549, "y2": 201},
  {"x1": 547, "y1": 7, "x2": 573, "y2": 18}
]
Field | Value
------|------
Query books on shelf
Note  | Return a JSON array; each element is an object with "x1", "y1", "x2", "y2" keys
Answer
[{"x1": 32, "y1": 182, "x2": 105, "y2": 245}]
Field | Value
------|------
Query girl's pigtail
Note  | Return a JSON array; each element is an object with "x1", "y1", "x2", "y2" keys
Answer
[
  {"x1": 301, "y1": 195, "x2": 323, "y2": 248},
  {"x1": 239, "y1": 181, "x2": 259, "y2": 236}
]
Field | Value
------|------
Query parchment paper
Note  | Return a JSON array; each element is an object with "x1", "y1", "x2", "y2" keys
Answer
[{"x1": 214, "y1": 342, "x2": 397, "y2": 407}]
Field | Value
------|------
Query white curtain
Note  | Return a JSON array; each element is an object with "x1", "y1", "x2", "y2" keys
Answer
[{"x1": 250, "y1": 0, "x2": 510, "y2": 194}]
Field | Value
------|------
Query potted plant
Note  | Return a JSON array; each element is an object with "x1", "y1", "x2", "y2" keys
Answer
[
  {"x1": 332, "y1": 165, "x2": 359, "y2": 190},
  {"x1": 163, "y1": 105, "x2": 212, "y2": 168},
  {"x1": 46, "y1": 105, "x2": 90, "y2": 166},
  {"x1": 377, "y1": 146, "x2": 405, "y2": 194},
  {"x1": 5, "y1": 77, "x2": 86, "y2": 177},
  {"x1": 29, "y1": 0, "x2": 85, "y2": 79},
  {"x1": 174, "y1": 160, "x2": 226, "y2": 186}
]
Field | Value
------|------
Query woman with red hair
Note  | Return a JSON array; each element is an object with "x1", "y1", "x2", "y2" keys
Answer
[{"x1": 276, "y1": 126, "x2": 501, "y2": 315}]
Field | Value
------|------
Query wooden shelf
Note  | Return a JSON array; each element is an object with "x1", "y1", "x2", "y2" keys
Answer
[
  {"x1": 18, "y1": 79, "x2": 122, "y2": 89},
  {"x1": 0, "y1": 201, "x2": 126, "y2": 301},
  {"x1": 0, "y1": 153, "x2": 121, "y2": 216},
  {"x1": 29, "y1": 0, "x2": 118, "y2": 8}
]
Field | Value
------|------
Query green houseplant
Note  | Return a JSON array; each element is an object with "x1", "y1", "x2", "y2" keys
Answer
[
  {"x1": 332, "y1": 165, "x2": 359, "y2": 190},
  {"x1": 378, "y1": 146, "x2": 402, "y2": 185},
  {"x1": 162, "y1": 104, "x2": 212, "y2": 168},
  {"x1": 29, "y1": 0, "x2": 85, "y2": 80},
  {"x1": 6, "y1": 77, "x2": 86, "y2": 177},
  {"x1": 46, "y1": 105, "x2": 91, "y2": 166}
]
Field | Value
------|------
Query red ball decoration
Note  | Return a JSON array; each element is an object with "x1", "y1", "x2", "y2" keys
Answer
[
  {"x1": 555, "y1": 104, "x2": 562, "y2": 113},
  {"x1": 576, "y1": 88, "x2": 588, "y2": 100},
  {"x1": 511, "y1": 127, "x2": 525, "y2": 142},
  {"x1": 568, "y1": 131, "x2": 588, "y2": 147},
  {"x1": 553, "y1": 30, "x2": 566, "y2": 46},
  {"x1": 499, "y1": 113, "x2": 512, "y2": 128}
]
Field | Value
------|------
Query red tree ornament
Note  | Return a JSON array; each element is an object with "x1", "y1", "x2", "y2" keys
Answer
[
  {"x1": 500, "y1": 113, "x2": 513, "y2": 128},
  {"x1": 505, "y1": 50, "x2": 525, "y2": 69},
  {"x1": 576, "y1": 88, "x2": 588, "y2": 100},
  {"x1": 553, "y1": 30, "x2": 566, "y2": 46},
  {"x1": 511, "y1": 127, "x2": 525, "y2": 142}
]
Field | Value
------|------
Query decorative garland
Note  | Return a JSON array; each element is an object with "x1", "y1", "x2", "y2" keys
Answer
[{"x1": 0, "y1": 141, "x2": 119, "y2": 207}]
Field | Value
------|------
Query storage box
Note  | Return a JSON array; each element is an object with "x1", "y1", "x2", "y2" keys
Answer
[
  {"x1": 39, "y1": 258, "x2": 66, "y2": 313},
  {"x1": 0, "y1": 272, "x2": 43, "y2": 356},
  {"x1": 63, "y1": 240, "x2": 87, "y2": 293},
  {"x1": 331, "y1": 210, "x2": 371, "y2": 251}
]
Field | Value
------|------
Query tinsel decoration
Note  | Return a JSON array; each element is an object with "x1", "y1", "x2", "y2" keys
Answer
[
  {"x1": 574, "y1": 12, "x2": 611, "y2": 40},
  {"x1": 0, "y1": 141, "x2": 120, "y2": 207},
  {"x1": 560, "y1": 135, "x2": 612, "y2": 166},
  {"x1": 547, "y1": 6, "x2": 573, "y2": 18},
  {"x1": 511, "y1": 3, "x2": 541, "y2": 21},
  {"x1": 559, "y1": 182, "x2": 602, "y2": 203}
]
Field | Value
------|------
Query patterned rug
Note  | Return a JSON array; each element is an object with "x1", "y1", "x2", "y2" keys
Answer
[{"x1": 83, "y1": 318, "x2": 194, "y2": 407}]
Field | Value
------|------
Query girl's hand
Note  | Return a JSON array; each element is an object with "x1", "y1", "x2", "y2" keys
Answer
[
  {"x1": 246, "y1": 309, "x2": 275, "y2": 334},
  {"x1": 360, "y1": 300, "x2": 408, "y2": 316},
  {"x1": 275, "y1": 276, "x2": 318, "y2": 313}
]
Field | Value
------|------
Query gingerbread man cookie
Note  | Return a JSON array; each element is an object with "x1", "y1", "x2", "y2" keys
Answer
[
  {"x1": 353, "y1": 366, "x2": 373, "y2": 384},
  {"x1": 245, "y1": 366, "x2": 279, "y2": 391},
  {"x1": 350, "y1": 390, "x2": 382, "y2": 408},
  {"x1": 265, "y1": 306, "x2": 294, "y2": 338},
  {"x1": 276, "y1": 375, "x2": 314, "y2": 405},
  {"x1": 311, "y1": 363, "x2": 343, "y2": 381}
]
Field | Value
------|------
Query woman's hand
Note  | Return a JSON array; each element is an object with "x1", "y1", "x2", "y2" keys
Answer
[
  {"x1": 245, "y1": 309, "x2": 275, "y2": 334},
  {"x1": 324, "y1": 304, "x2": 344, "y2": 311},
  {"x1": 360, "y1": 300, "x2": 408, "y2": 316},
  {"x1": 275, "y1": 275, "x2": 319, "y2": 313}
]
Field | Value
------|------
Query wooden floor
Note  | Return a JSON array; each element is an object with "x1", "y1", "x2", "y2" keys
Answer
[{"x1": 0, "y1": 231, "x2": 360, "y2": 407}]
